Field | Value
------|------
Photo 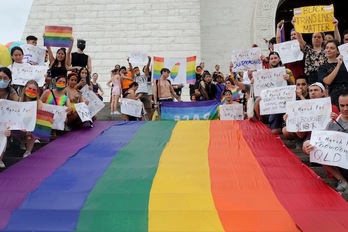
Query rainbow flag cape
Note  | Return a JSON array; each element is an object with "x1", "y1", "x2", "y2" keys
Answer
[
  {"x1": 44, "y1": 26, "x2": 73, "y2": 47},
  {"x1": 152, "y1": 56, "x2": 196, "y2": 84},
  {"x1": 1, "y1": 121, "x2": 348, "y2": 231},
  {"x1": 32, "y1": 109, "x2": 54, "y2": 141},
  {"x1": 161, "y1": 100, "x2": 219, "y2": 120}
]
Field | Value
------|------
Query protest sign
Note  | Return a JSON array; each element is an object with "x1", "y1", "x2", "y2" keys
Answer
[
  {"x1": 11, "y1": 62, "x2": 47, "y2": 87},
  {"x1": 120, "y1": 98, "x2": 143, "y2": 118},
  {"x1": 80, "y1": 85, "x2": 105, "y2": 117},
  {"x1": 44, "y1": 26, "x2": 73, "y2": 47},
  {"x1": 220, "y1": 104, "x2": 244, "y2": 120},
  {"x1": 20, "y1": 44, "x2": 46, "y2": 65},
  {"x1": 0, "y1": 132, "x2": 7, "y2": 155},
  {"x1": 293, "y1": 5, "x2": 335, "y2": 34},
  {"x1": 260, "y1": 85, "x2": 296, "y2": 115},
  {"x1": 0, "y1": 100, "x2": 37, "y2": 131},
  {"x1": 42, "y1": 103, "x2": 68, "y2": 131},
  {"x1": 310, "y1": 130, "x2": 348, "y2": 169},
  {"x1": 286, "y1": 97, "x2": 332, "y2": 132},
  {"x1": 231, "y1": 47, "x2": 262, "y2": 72},
  {"x1": 338, "y1": 43, "x2": 348, "y2": 70},
  {"x1": 74, "y1": 102, "x2": 92, "y2": 122},
  {"x1": 129, "y1": 51, "x2": 148, "y2": 65},
  {"x1": 253, "y1": 67, "x2": 287, "y2": 97},
  {"x1": 274, "y1": 40, "x2": 304, "y2": 64}
]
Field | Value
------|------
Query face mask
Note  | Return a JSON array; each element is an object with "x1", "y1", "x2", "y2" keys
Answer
[
  {"x1": 77, "y1": 44, "x2": 86, "y2": 50},
  {"x1": 0, "y1": 79, "x2": 10, "y2": 89},
  {"x1": 56, "y1": 82, "x2": 66, "y2": 91},
  {"x1": 25, "y1": 88, "x2": 38, "y2": 99}
]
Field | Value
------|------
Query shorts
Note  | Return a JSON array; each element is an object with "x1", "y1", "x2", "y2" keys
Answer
[
  {"x1": 139, "y1": 93, "x2": 151, "y2": 109},
  {"x1": 269, "y1": 114, "x2": 284, "y2": 130}
]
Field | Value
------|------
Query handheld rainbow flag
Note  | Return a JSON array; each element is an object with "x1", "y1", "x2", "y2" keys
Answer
[
  {"x1": 32, "y1": 109, "x2": 54, "y2": 141},
  {"x1": 44, "y1": 26, "x2": 73, "y2": 47},
  {"x1": 152, "y1": 56, "x2": 196, "y2": 84},
  {"x1": 1, "y1": 121, "x2": 348, "y2": 231}
]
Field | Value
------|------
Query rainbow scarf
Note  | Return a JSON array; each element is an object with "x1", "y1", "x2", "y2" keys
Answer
[
  {"x1": 44, "y1": 26, "x2": 73, "y2": 47},
  {"x1": 32, "y1": 109, "x2": 54, "y2": 141},
  {"x1": 1, "y1": 121, "x2": 348, "y2": 231}
]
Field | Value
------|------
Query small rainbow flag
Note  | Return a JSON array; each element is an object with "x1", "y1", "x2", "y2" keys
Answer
[
  {"x1": 32, "y1": 109, "x2": 54, "y2": 141},
  {"x1": 44, "y1": 26, "x2": 73, "y2": 47},
  {"x1": 170, "y1": 62, "x2": 181, "y2": 80},
  {"x1": 153, "y1": 56, "x2": 164, "y2": 80},
  {"x1": 186, "y1": 56, "x2": 196, "y2": 84}
]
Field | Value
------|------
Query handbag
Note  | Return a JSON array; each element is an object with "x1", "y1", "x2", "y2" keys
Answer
[{"x1": 246, "y1": 84, "x2": 255, "y2": 118}]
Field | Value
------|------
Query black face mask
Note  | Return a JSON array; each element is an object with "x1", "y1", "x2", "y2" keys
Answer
[{"x1": 77, "y1": 44, "x2": 86, "y2": 50}]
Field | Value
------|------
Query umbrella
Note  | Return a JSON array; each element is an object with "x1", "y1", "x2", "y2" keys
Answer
[
  {"x1": 5, "y1": 41, "x2": 25, "y2": 53},
  {"x1": 0, "y1": 43, "x2": 12, "y2": 67}
]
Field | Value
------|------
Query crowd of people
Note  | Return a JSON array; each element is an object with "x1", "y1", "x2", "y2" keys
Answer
[{"x1": 1, "y1": 17, "x2": 348, "y2": 194}]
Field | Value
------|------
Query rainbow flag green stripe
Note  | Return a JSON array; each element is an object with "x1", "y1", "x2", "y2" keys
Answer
[{"x1": 75, "y1": 121, "x2": 176, "y2": 231}]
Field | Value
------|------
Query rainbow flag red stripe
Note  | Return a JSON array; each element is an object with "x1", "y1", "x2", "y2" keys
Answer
[
  {"x1": 1, "y1": 121, "x2": 348, "y2": 231},
  {"x1": 44, "y1": 26, "x2": 72, "y2": 47}
]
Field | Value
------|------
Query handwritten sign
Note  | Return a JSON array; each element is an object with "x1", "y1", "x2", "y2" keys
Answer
[
  {"x1": 274, "y1": 40, "x2": 304, "y2": 64},
  {"x1": 0, "y1": 132, "x2": 7, "y2": 155},
  {"x1": 338, "y1": 43, "x2": 348, "y2": 70},
  {"x1": 260, "y1": 85, "x2": 296, "y2": 115},
  {"x1": 120, "y1": 98, "x2": 143, "y2": 118},
  {"x1": 310, "y1": 130, "x2": 348, "y2": 169},
  {"x1": 231, "y1": 47, "x2": 262, "y2": 72},
  {"x1": 74, "y1": 102, "x2": 92, "y2": 122},
  {"x1": 11, "y1": 62, "x2": 47, "y2": 87},
  {"x1": 293, "y1": 5, "x2": 335, "y2": 33},
  {"x1": 286, "y1": 97, "x2": 332, "y2": 132},
  {"x1": 80, "y1": 85, "x2": 105, "y2": 117},
  {"x1": 42, "y1": 103, "x2": 68, "y2": 130},
  {"x1": 0, "y1": 99, "x2": 37, "y2": 131},
  {"x1": 129, "y1": 51, "x2": 148, "y2": 65},
  {"x1": 253, "y1": 67, "x2": 287, "y2": 97},
  {"x1": 220, "y1": 104, "x2": 244, "y2": 120},
  {"x1": 20, "y1": 44, "x2": 46, "y2": 65}
]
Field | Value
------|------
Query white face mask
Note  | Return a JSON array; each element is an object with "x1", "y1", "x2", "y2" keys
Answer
[{"x1": 0, "y1": 79, "x2": 10, "y2": 89}]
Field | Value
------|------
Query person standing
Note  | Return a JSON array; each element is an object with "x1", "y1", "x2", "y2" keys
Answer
[{"x1": 69, "y1": 39, "x2": 92, "y2": 74}]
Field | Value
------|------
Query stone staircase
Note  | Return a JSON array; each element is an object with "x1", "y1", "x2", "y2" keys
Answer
[{"x1": 1, "y1": 103, "x2": 347, "y2": 201}]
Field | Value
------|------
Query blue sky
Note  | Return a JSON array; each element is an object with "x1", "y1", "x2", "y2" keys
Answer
[{"x1": 1, "y1": 0, "x2": 33, "y2": 44}]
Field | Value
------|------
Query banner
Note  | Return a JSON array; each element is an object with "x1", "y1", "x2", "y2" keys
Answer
[
  {"x1": 293, "y1": 5, "x2": 335, "y2": 34},
  {"x1": 80, "y1": 85, "x2": 105, "y2": 117},
  {"x1": 219, "y1": 104, "x2": 244, "y2": 120},
  {"x1": 42, "y1": 103, "x2": 68, "y2": 131},
  {"x1": 253, "y1": 67, "x2": 287, "y2": 97},
  {"x1": 120, "y1": 98, "x2": 143, "y2": 118},
  {"x1": 286, "y1": 97, "x2": 332, "y2": 132},
  {"x1": 338, "y1": 43, "x2": 348, "y2": 70},
  {"x1": 161, "y1": 100, "x2": 220, "y2": 120},
  {"x1": 44, "y1": 26, "x2": 73, "y2": 47},
  {"x1": 231, "y1": 47, "x2": 262, "y2": 72},
  {"x1": 0, "y1": 99, "x2": 37, "y2": 131},
  {"x1": 260, "y1": 85, "x2": 296, "y2": 115},
  {"x1": 129, "y1": 51, "x2": 148, "y2": 65},
  {"x1": 20, "y1": 44, "x2": 46, "y2": 65},
  {"x1": 11, "y1": 62, "x2": 47, "y2": 87},
  {"x1": 32, "y1": 109, "x2": 54, "y2": 142},
  {"x1": 74, "y1": 102, "x2": 92, "y2": 123},
  {"x1": 152, "y1": 56, "x2": 196, "y2": 84},
  {"x1": 310, "y1": 130, "x2": 348, "y2": 169},
  {"x1": 274, "y1": 40, "x2": 304, "y2": 64}
]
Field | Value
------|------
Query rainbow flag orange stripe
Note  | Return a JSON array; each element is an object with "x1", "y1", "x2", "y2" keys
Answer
[
  {"x1": 2, "y1": 121, "x2": 348, "y2": 231},
  {"x1": 44, "y1": 26, "x2": 72, "y2": 47}
]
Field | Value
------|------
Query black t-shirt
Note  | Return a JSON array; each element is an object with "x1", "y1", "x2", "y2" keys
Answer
[
  {"x1": 71, "y1": 52, "x2": 89, "y2": 68},
  {"x1": 318, "y1": 62, "x2": 348, "y2": 92}
]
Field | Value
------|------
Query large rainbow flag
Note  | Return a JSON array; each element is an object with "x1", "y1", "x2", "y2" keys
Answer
[{"x1": 1, "y1": 121, "x2": 348, "y2": 231}]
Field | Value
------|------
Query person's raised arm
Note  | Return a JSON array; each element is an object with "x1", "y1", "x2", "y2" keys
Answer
[
  {"x1": 144, "y1": 56, "x2": 151, "y2": 77},
  {"x1": 87, "y1": 56, "x2": 92, "y2": 74},
  {"x1": 276, "y1": 20, "x2": 284, "y2": 44},
  {"x1": 333, "y1": 17, "x2": 341, "y2": 43},
  {"x1": 127, "y1": 58, "x2": 134, "y2": 79},
  {"x1": 65, "y1": 37, "x2": 74, "y2": 67},
  {"x1": 292, "y1": 17, "x2": 305, "y2": 50}
]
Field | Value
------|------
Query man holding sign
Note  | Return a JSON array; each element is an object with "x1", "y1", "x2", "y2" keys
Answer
[{"x1": 303, "y1": 92, "x2": 348, "y2": 193}]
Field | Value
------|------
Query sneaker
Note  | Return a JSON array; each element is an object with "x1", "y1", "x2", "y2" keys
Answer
[
  {"x1": 0, "y1": 161, "x2": 5, "y2": 168},
  {"x1": 336, "y1": 180, "x2": 348, "y2": 192},
  {"x1": 114, "y1": 111, "x2": 121, "y2": 115},
  {"x1": 20, "y1": 140, "x2": 26, "y2": 150},
  {"x1": 110, "y1": 112, "x2": 114, "y2": 115},
  {"x1": 23, "y1": 150, "x2": 31, "y2": 158}
]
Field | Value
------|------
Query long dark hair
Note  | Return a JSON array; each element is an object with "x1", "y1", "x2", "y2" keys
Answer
[
  {"x1": 10, "y1": 46, "x2": 24, "y2": 64},
  {"x1": 78, "y1": 67, "x2": 91, "y2": 85},
  {"x1": 52, "y1": 48, "x2": 67, "y2": 69},
  {"x1": 0, "y1": 67, "x2": 13, "y2": 94}
]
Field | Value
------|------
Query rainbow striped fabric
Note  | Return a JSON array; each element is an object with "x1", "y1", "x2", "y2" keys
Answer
[
  {"x1": 44, "y1": 26, "x2": 73, "y2": 47},
  {"x1": 32, "y1": 109, "x2": 54, "y2": 141},
  {"x1": 1, "y1": 121, "x2": 348, "y2": 231}
]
